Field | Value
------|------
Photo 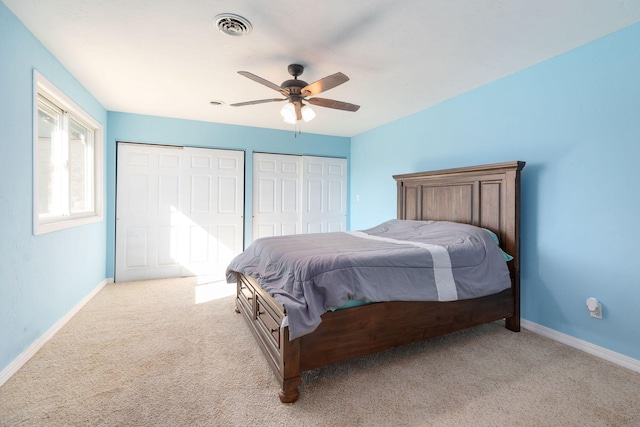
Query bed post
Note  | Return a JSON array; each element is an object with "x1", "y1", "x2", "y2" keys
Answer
[
  {"x1": 504, "y1": 164, "x2": 524, "y2": 332},
  {"x1": 278, "y1": 328, "x2": 301, "y2": 403}
]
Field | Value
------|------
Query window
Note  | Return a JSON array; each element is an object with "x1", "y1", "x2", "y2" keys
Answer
[{"x1": 34, "y1": 71, "x2": 103, "y2": 235}]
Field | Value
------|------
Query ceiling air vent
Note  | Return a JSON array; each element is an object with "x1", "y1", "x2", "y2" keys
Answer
[{"x1": 214, "y1": 13, "x2": 252, "y2": 37}]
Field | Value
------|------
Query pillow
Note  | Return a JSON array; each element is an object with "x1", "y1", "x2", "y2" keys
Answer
[{"x1": 483, "y1": 229, "x2": 514, "y2": 261}]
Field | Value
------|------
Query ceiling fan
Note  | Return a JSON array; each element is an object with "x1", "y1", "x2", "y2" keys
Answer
[{"x1": 230, "y1": 64, "x2": 360, "y2": 124}]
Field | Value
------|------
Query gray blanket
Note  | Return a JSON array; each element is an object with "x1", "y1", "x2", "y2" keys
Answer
[{"x1": 226, "y1": 220, "x2": 512, "y2": 340}]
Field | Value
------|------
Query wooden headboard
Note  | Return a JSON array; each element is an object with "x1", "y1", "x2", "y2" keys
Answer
[{"x1": 393, "y1": 161, "x2": 525, "y2": 327}]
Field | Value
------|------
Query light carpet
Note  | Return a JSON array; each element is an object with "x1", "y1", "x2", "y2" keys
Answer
[{"x1": 1, "y1": 277, "x2": 639, "y2": 426}]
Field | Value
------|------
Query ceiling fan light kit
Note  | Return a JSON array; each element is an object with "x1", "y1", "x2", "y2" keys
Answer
[
  {"x1": 280, "y1": 103, "x2": 297, "y2": 124},
  {"x1": 281, "y1": 101, "x2": 315, "y2": 124},
  {"x1": 301, "y1": 104, "x2": 316, "y2": 122},
  {"x1": 231, "y1": 64, "x2": 360, "y2": 124}
]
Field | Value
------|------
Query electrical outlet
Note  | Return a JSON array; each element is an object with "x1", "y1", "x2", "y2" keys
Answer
[{"x1": 586, "y1": 297, "x2": 602, "y2": 319}]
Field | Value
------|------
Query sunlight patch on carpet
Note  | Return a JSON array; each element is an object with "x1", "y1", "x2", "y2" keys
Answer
[{"x1": 195, "y1": 281, "x2": 235, "y2": 304}]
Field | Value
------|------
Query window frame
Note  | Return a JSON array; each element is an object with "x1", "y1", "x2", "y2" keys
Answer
[{"x1": 33, "y1": 70, "x2": 104, "y2": 235}]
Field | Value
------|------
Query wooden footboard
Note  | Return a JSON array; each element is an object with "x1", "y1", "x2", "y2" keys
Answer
[{"x1": 235, "y1": 272, "x2": 517, "y2": 403}]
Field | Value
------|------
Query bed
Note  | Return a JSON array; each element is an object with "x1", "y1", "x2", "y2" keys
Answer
[{"x1": 228, "y1": 161, "x2": 525, "y2": 403}]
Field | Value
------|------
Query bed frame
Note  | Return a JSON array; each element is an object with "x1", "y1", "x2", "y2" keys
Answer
[{"x1": 234, "y1": 161, "x2": 525, "y2": 403}]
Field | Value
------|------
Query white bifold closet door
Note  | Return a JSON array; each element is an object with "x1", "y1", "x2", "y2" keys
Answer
[
  {"x1": 116, "y1": 143, "x2": 244, "y2": 282},
  {"x1": 253, "y1": 153, "x2": 347, "y2": 240}
]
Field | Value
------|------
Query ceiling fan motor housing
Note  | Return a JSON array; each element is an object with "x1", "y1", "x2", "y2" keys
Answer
[{"x1": 281, "y1": 79, "x2": 307, "y2": 93}]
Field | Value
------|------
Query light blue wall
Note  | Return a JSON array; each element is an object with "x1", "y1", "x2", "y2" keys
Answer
[
  {"x1": 0, "y1": 2, "x2": 108, "y2": 372},
  {"x1": 106, "y1": 113, "x2": 350, "y2": 278},
  {"x1": 351, "y1": 24, "x2": 640, "y2": 360}
]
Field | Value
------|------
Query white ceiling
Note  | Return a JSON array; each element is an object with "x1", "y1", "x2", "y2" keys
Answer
[{"x1": 5, "y1": 0, "x2": 640, "y2": 137}]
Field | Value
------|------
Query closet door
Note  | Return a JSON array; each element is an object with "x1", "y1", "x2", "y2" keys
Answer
[
  {"x1": 253, "y1": 153, "x2": 301, "y2": 239},
  {"x1": 179, "y1": 147, "x2": 245, "y2": 279},
  {"x1": 253, "y1": 153, "x2": 347, "y2": 240},
  {"x1": 116, "y1": 143, "x2": 244, "y2": 282},
  {"x1": 302, "y1": 156, "x2": 347, "y2": 233},
  {"x1": 116, "y1": 144, "x2": 183, "y2": 281}
]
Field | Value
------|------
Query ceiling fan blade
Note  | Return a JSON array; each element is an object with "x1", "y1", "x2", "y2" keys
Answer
[
  {"x1": 238, "y1": 71, "x2": 289, "y2": 96},
  {"x1": 230, "y1": 98, "x2": 286, "y2": 107},
  {"x1": 308, "y1": 97, "x2": 360, "y2": 112},
  {"x1": 301, "y1": 72, "x2": 349, "y2": 96}
]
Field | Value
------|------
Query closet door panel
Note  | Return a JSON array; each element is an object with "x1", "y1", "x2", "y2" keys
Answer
[
  {"x1": 302, "y1": 156, "x2": 347, "y2": 233},
  {"x1": 253, "y1": 153, "x2": 301, "y2": 239}
]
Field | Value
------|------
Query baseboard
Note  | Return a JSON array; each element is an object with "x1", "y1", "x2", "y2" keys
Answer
[
  {"x1": 0, "y1": 278, "x2": 113, "y2": 387},
  {"x1": 521, "y1": 319, "x2": 640, "y2": 374}
]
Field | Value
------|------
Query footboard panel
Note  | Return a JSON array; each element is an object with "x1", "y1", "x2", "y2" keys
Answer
[{"x1": 298, "y1": 288, "x2": 514, "y2": 371}]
